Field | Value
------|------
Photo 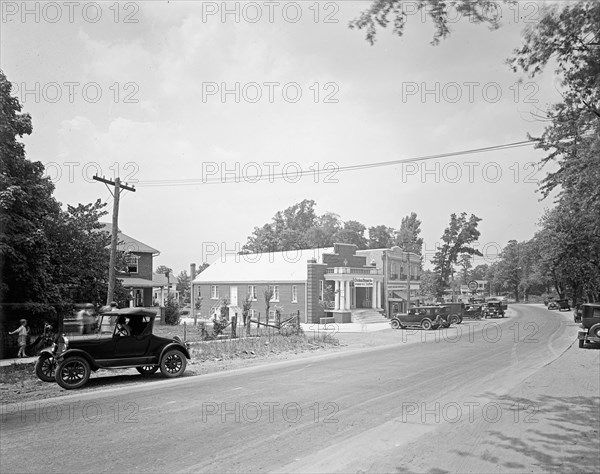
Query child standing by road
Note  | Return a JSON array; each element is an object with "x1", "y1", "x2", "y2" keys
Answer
[{"x1": 10, "y1": 319, "x2": 29, "y2": 358}]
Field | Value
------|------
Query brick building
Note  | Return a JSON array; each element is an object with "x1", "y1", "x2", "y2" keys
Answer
[{"x1": 191, "y1": 243, "x2": 423, "y2": 324}]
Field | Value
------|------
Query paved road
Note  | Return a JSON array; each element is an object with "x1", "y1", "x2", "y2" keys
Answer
[{"x1": 1, "y1": 304, "x2": 595, "y2": 473}]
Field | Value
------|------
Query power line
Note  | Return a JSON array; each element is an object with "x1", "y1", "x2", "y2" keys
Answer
[{"x1": 135, "y1": 139, "x2": 538, "y2": 187}]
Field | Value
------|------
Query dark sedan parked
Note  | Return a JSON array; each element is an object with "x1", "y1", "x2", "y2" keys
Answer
[
  {"x1": 390, "y1": 306, "x2": 451, "y2": 330},
  {"x1": 36, "y1": 307, "x2": 190, "y2": 389}
]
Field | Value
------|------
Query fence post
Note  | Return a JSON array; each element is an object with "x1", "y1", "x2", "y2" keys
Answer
[
  {"x1": 183, "y1": 321, "x2": 187, "y2": 341},
  {"x1": 257, "y1": 312, "x2": 261, "y2": 337},
  {"x1": 231, "y1": 314, "x2": 237, "y2": 339}
]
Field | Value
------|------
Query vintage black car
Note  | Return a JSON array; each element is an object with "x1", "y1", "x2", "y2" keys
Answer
[
  {"x1": 35, "y1": 307, "x2": 190, "y2": 390},
  {"x1": 485, "y1": 296, "x2": 508, "y2": 311},
  {"x1": 577, "y1": 303, "x2": 600, "y2": 348},
  {"x1": 482, "y1": 301, "x2": 505, "y2": 318},
  {"x1": 548, "y1": 299, "x2": 571, "y2": 312},
  {"x1": 390, "y1": 306, "x2": 451, "y2": 330},
  {"x1": 438, "y1": 302, "x2": 464, "y2": 324}
]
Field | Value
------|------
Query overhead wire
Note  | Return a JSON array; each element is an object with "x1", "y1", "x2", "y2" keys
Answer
[{"x1": 135, "y1": 139, "x2": 539, "y2": 187}]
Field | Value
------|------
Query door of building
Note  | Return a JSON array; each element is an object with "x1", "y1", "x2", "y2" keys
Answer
[{"x1": 230, "y1": 286, "x2": 238, "y2": 306}]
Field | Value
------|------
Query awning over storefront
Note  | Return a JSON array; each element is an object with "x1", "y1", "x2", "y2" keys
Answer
[{"x1": 388, "y1": 290, "x2": 409, "y2": 301}]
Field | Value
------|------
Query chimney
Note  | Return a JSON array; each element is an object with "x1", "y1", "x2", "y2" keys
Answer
[{"x1": 190, "y1": 263, "x2": 196, "y2": 279}]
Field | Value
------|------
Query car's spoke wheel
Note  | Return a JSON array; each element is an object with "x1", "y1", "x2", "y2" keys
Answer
[
  {"x1": 390, "y1": 319, "x2": 401, "y2": 330},
  {"x1": 35, "y1": 353, "x2": 56, "y2": 382},
  {"x1": 160, "y1": 349, "x2": 187, "y2": 378},
  {"x1": 448, "y1": 315, "x2": 459, "y2": 325},
  {"x1": 55, "y1": 356, "x2": 91, "y2": 390},
  {"x1": 421, "y1": 319, "x2": 432, "y2": 331},
  {"x1": 136, "y1": 365, "x2": 159, "y2": 375}
]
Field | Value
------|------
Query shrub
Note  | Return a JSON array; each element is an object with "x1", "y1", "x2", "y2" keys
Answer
[{"x1": 164, "y1": 295, "x2": 181, "y2": 325}]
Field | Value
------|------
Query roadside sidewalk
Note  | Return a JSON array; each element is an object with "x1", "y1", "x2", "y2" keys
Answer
[{"x1": 0, "y1": 356, "x2": 37, "y2": 367}]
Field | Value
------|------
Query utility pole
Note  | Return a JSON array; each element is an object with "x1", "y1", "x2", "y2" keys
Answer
[{"x1": 93, "y1": 176, "x2": 136, "y2": 305}]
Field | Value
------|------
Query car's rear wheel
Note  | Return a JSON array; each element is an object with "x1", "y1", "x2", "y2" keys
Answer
[
  {"x1": 136, "y1": 365, "x2": 159, "y2": 375},
  {"x1": 55, "y1": 356, "x2": 91, "y2": 390},
  {"x1": 35, "y1": 353, "x2": 56, "y2": 382},
  {"x1": 421, "y1": 319, "x2": 433, "y2": 330},
  {"x1": 390, "y1": 319, "x2": 401, "y2": 330},
  {"x1": 160, "y1": 349, "x2": 187, "y2": 378},
  {"x1": 448, "y1": 314, "x2": 460, "y2": 325}
]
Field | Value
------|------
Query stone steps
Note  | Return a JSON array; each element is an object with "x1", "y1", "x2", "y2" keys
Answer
[{"x1": 351, "y1": 309, "x2": 388, "y2": 324}]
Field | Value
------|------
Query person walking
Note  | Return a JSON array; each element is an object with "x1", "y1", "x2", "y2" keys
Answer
[{"x1": 10, "y1": 319, "x2": 30, "y2": 358}]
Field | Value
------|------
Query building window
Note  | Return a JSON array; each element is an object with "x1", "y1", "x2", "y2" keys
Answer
[
  {"x1": 211, "y1": 285, "x2": 219, "y2": 299},
  {"x1": 125, "y1": 254, "x2": 139, "y2": 273},
  {"x1": 248, "y1": 285, "x2": 257, "y2": 301},
  {"x1": 292, "y1": 285, "x2": 298, "y2": 303},
  {"x1": 319, "y1": 280, "x2": 324, "y2": 300},
  {"x1": 269, "y1": 285, "x2": 280, "y2": 302},
  {"x1": 269, "y1": 310, "x2": 277, "y2": 322}
]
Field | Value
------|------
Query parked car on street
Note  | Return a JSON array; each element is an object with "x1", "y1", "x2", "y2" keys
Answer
[
  {"x1": 35, "y1": 307, "x2": 190, "y2": 389},
  {"x1": 438, "y1": 302, "x2": 464, "y2": 324},
  {"x1": 577, "y1": 303, "x2": 600, "y2": 348},
  {"x1": 390, "y1": 306, "x2": 451, "y2": 330},
  {"x1": 482, "y1": 301, "x2": 505, "y2": 318},
  {"x1": 486, "y1": 296, "x2": 508, "y2": 311}
]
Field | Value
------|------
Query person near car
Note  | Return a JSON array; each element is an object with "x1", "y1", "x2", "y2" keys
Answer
[{"x1": 10, "y1": 319, "x2": 29, "y2": 358}]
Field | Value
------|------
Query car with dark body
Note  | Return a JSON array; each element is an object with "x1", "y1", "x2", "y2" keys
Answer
[
  {"x1": 577, "y1": 303, "x2": 600, "y2": 348},
  {"x1": 390, "y1": 306, "x2": 451, "y2": 330},
  {"x1": 482, "y1": 301, "x2": 505, "y2": 318},
  {"x1": 35, "y1": 307, "x2": 190, "y2": 389},
  {"x1": 439, "y1": 302, "x2": 464, "y2": 324},
  {"x1": 486, "y1": 296, "x2": 508, "y2": 312},
  {"x1": 548, "y1": 299, "x2": 570, "y2": 311}
]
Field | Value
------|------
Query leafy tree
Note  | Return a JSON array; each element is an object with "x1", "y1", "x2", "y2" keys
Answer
[
  {"x1": 395, "y1": 212, "x2": 424, "y2": 255},
  {"x1": 418, "y1": 270, "x2": 436, "y2": 302},
  {"x1": 470, "y1": 264, "x2": 489, "y2": 282},
  {"x1": 155, "y1": 265, "x2": 173, "y2": 276},
  {"x1": 0, "y1": 70, "x2": 61, "y2": 304},
  {"x1": 305, "y1": 212, "x2": 342, "y2": 248},
  {"x1": 163, "y1": 294, "x2": 181, "y2": 325},
  {"x1": 176, "y1": 270, "x2": 190, "y2": 304},
  {"x1": 46, "y1": 199, "x2": 114, "y2": 304},
  {"x1": 242, "y1": 294, "x2": 253, "y2": 336},
  {"x1": 368, "y1": 225, "x2": 395, "y2": 249},
  {"x1": 334, "y1": 220, "x2": 368, "y2": 249},
  {"x1": 349, "y1": 0, "x2": 509, "y2": 45},
  {"x1": 264, "y1": 287, "x2": 274, "y2": 322},
  {"x1": 457, "y1": 253, "x2": 472, "y2": 285},
  {"x1": 431, "y1": 213, "x2": 483, "y2": 298}
]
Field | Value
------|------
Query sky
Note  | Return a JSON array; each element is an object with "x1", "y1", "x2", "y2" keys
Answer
[{"x1": 1, "y1": 1, "x2": 566, "y2": 275}]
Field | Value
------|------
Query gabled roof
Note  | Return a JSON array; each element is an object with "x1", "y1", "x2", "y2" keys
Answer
[
  {"x1": 99, "y1": 223, "x2": 160, "y2": 255},
  {"x1": 192, "y1": 248, "x2": 333, "y2": 284}
]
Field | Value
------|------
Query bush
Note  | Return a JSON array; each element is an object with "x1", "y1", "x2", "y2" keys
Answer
[{"x1": 164, "y1": 295, "x2": 181, "y2": 325}]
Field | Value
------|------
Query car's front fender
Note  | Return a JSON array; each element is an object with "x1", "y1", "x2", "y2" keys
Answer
[{"x1": 56, "y1": 349, "x2": 98, "y2": 369}]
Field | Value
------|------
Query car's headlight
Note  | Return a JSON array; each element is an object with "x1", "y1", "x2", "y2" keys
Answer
[{"x1": 57, "y1": 335, "x2": 69, "y2": 354}]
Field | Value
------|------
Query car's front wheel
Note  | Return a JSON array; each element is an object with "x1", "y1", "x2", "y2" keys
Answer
[
  {"x1": 55, "y1": 356, "x2": 91, "y2": 390},
  {"x1": 136, "y1": 365, "x2": 159, "y2": 375},
  {"x1": 390, "y1": 319, "x2": 401, "y2": 330},
  {"x1": 160, "y1": 349, "x2": 187, "y2": 378},
  {"x1": 35, "y1": 353, "x2": 56, "y2": 382}
]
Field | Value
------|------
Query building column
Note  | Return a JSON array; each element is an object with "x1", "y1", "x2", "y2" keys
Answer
[
  {"x1": 371, "y1": 284, "x2": 376, "y2": 309},
  {"x1": 335, "y1": 280, "x2": 340, "y2": 310},
  {"x1": 345, "y1": 280, "x2": 350, "y2": 310},
  {"x1": 375, "y1": 281, "x2": 380, "y2": 308}
]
